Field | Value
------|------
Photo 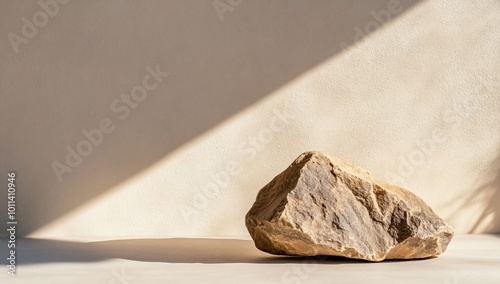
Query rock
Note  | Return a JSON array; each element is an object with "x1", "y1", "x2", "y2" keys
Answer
[{"x1": 245, "y1": 151, "x2": 453, "y2": 261}]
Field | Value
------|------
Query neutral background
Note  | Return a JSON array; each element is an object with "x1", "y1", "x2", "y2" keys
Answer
[{"x1": 1, "y1": 0, "x2": 499, "y2": 240}]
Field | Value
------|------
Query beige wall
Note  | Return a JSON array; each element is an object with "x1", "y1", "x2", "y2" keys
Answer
[{"x1": 1, "y1": 0, "x2": 499, "y2": 240}]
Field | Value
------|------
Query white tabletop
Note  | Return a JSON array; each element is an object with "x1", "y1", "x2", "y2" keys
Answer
[{"x1": 1, "y1": 234, "x2": 499, "y2": 284}]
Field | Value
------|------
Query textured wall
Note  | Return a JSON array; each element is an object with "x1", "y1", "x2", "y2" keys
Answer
[{"x1": 1, "y1": 0, "x2": 499, "y2": 239}]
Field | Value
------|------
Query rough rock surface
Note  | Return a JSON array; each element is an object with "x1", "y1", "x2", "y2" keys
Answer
[{"x1": 245, "y1": 151, "x2": 453, "y2": 261}]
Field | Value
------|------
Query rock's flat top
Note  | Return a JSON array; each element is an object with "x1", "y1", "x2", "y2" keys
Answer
[{"x1": 245, "y1": 151, "x2": 454, "y2": 261}]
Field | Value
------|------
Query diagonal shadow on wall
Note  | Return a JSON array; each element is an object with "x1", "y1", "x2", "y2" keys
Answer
[{"x1": 0, "y1": 0, "x2": 422, "y2": 235}]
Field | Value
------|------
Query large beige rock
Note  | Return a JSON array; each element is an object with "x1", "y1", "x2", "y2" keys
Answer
[{"x1": 245, "y1": 151, "x2": 453, "y2": 261}]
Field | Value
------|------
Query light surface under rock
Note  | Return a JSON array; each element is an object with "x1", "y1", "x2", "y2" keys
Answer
[{"x1": 245, "y1": 151, "x2": 454, "y2": 261}]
